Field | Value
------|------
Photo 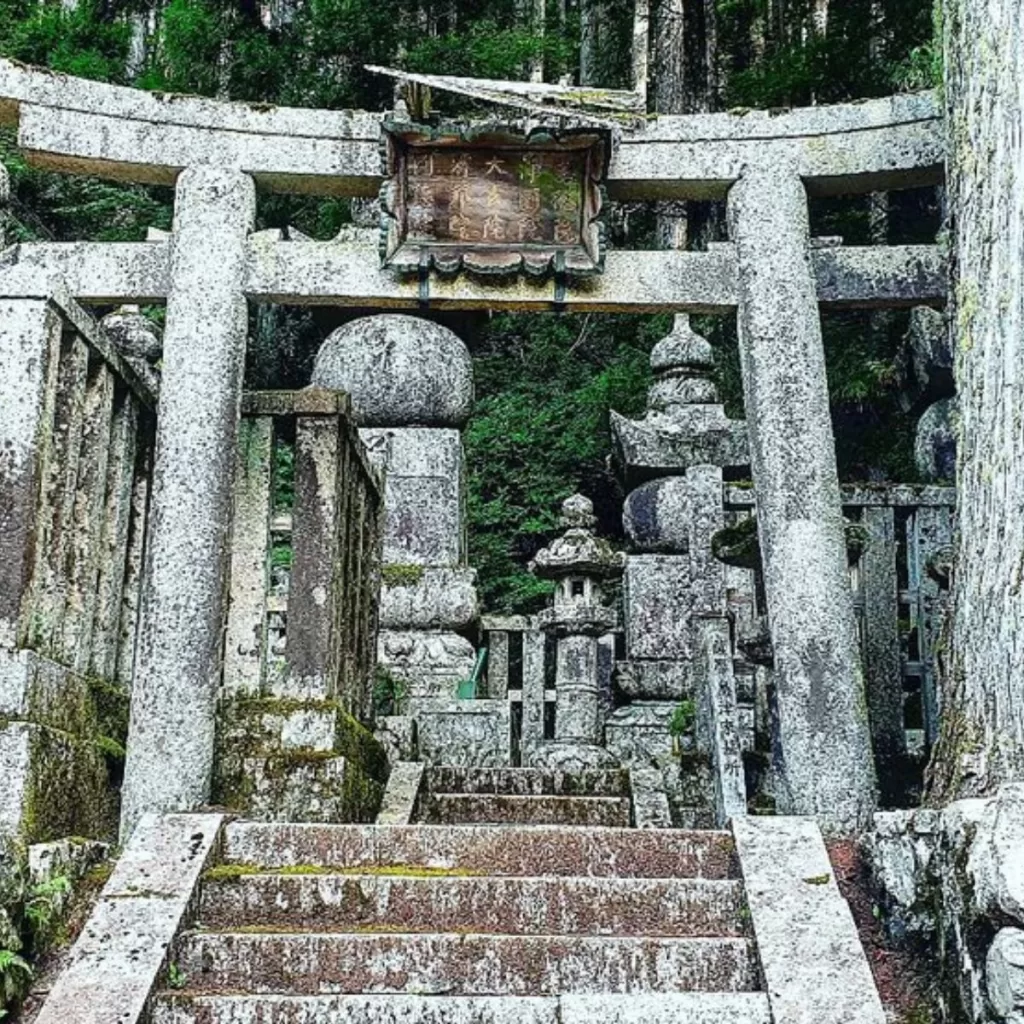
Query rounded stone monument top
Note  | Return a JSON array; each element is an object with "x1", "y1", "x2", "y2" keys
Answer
[
  {"x1": 650, "y1": 314, "x2": 714, "y2": 373},
  {"x1": 530, "y1": 494, "x2": 624, "y2": 581},
  {"x1": 101, "y1": 304, "x2": 163, "y2": 363},
  {"x1": 311, "y1": 314, "x2": 473, "y2": 427},
  {"x1": 560, "y1": 493, "x2": 597, "y2": 529}
]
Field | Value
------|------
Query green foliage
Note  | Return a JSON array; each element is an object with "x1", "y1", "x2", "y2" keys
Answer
[
  {"x1": 166, "y1": 961, "x2": 188, "y2": 990},
  {"x1": 22, "y1": 875, "x2": 71, "y2": 949},
  {"x1": 0, "y1": 871, "x2": 76, "y2": 1015},
  {"x1": 466, "y1": 312, "x2": 654, "y2": 613},
  {"x1": 372, "y1": 666, "x2": 407, "y2": 718},
  {"x1": 718, "y1": 0, "x2": 937, "y2": 107},
  {"x1": 0, "y1": 949, "x2": 32, "y2": 1011},
  {"x1": 272, "y1": 438, "x2": 295, "y2": 511},
  {"x1": 669, "y1": 700, "x2": 697, "y2": 738},
  {"x1": 0, "y1": 0, "x2": 129, "y2": 82}
]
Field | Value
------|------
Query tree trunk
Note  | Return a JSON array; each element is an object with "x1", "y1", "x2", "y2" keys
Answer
[
  {"x1": 654, "y1": 0, "x2": 686, "y2": 111},
  {"x1": 579, "y1": 0, "x2": 609, "y2": 86},
  {"x1": 518, "y1": 0, "x2": 545, "y2": 82},
  {"x1": 927, "y1": 0, "x2": 1024, "y2": 803}
]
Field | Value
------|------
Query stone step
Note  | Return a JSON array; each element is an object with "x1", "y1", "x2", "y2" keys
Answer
[
  {"x1": 198, "y1": 873, "x2": 747, "y2": 937},
  {"x1": 150, "y1": 992, "x2": 773, "y2": 1024},
  {"x1": 423, "y1": 793, "x2": 633, "y2": 827},
  {"x1": 221, "y1": 823, "x2": 738, "y2": 879},
  {"x1": 172, "y1": 932, "x2": 759, "y2": 996},
  {"x1": 424, "y1": 766, "x2": 631, "y2": 798}
]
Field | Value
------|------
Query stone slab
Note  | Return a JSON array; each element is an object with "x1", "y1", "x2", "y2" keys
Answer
[
  {"x1": 624, "y1": 556, "x2": 694, "y2": 660},
  {"x1": 221, "y1": 823, "x2": 738, "y2": 879},
  {"x1": 0, "y1": 719, "x2": 113, "y2": 846},
  {"x1": 378, "y1": 630, "x2": 476, "y2": 701},
  {"x1": 416, "y1": 700, "x2": 512, "y2": 768},
  {"x1": 376, "y1": 761, "x2": 424, "y2": 826},
  {"x1": 425, "y1": 766, "x2": 630, "y2": 797},
  {"x1": 424, "y1": 793, "x2": 631, "y2": 827},
  {"x1": 200, "y1": 873, "x2": 746, "y2": 936},
  {"x1": 150, "y1": 992, "x2": 772, "y2": 1024},
  {"x1": 605, "y1": 702, "x2": 678, "y2": 769},
  {"x1": 631, "y1": 768, "x2": 674, "y2": 829},
  {"x1": 34, "y1": 812, "x2": 224, "y2": 1024},
  {"x1": 0, "y1": 648, "x2": 97, "y2": 733},
  {"x1": 560, "y1": 993, "x2": 772, "y2": 1024},
  {"x1": 0, "y1": 60, "x2": 939, "y2": 199},
  {"x1": 615, "y1": 659, "x2": 695, "y2": 701},
  {"x1": 3, "y1": 240, "x2": 946, "y2": 314},
  {"x1": 732, "y1": 815, "x2": 885, "y2": 1024},
  {"x1": 173, "y1": 931, "x2": 759, "y2": 995},
  {"x1": 379, "y1": 568, "x2": 479, "y2": 630}
]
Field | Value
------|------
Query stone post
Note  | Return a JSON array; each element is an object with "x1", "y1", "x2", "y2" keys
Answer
[
  {"x1": 0, "y1": 298, "x2": 61, "y2": 649},
  {"x1": 121, "y1": 166, "x2": 255, "y2": 839},
  {"x1": 727, "y1": 164, "x2": 876, "y2": 832},
  {"x1": 555, "y1": 635, "x2": 602, "y2": 746}
]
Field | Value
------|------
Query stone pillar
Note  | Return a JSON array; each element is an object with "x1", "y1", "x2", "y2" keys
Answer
[
  {"x1": 121, "y1": 166, "x2": 255, "y2": 839},
  {"x1": 727, "y1": 164, "x2": 876, "y2": 832},
  {"x1": 311, "y1": 315, "x2": 478, "y2": 708},
  {"x1": 555, "y1": 634, "x2": 601, "y2": 746},
  {"x1": 0, "y1": 298, "x2": 62, "y2": 649}
]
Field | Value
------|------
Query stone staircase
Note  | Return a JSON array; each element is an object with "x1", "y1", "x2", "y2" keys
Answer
[
  {"x1": 415, "y1": 766, "x2": 634, "y2": 827},
  {"x1": 149, "y1": 817, "x2": 770, "y2": 1023}
]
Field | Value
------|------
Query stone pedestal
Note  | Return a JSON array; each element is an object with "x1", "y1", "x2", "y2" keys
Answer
[
  {"x1": 121, "y1": 166, "x2": 255, "y2": 840},
  {"x1": 311, "y1": 315, "x2": 478, "y2": 713},
  {"x1": 728, "y1": 164, "x2": 876, "y2": 832}
]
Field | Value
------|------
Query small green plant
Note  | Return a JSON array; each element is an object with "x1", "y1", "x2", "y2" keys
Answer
[
  {"x1": 23, "y1": 875, "x2": 71, "y2": 947},
  {"x1": 0, "y1": 948, "x2": 33, "y2": 1011},
  {"x1": 381, "y1": 563, "x2": 425, "y2": 588},
  {"x1": 166, "y1": 961, "x2": 187, "y2": 990},
  {"x1": 372, "y1": 667, "x2": 408, "y2": 718},
  {"x1": 668, "y1": 701, "x2": 697, "y2": 738}
]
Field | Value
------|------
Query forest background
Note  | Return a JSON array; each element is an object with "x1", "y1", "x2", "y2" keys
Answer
[{"x1": 0, "y1": 0, "x2": 941, "y2": 611}]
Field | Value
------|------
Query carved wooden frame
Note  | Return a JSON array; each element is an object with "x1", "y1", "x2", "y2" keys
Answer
[{"x1": 379, "y1": 120, "x2": 610, "y2": 278}]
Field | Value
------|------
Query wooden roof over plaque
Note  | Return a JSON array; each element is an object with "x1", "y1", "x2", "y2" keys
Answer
[{"x1": 379, "y1": 121, "x2": 610, "y2": 278}]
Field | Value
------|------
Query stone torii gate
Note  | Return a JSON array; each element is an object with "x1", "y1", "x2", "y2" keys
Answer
[{"x1": 0, "y1": 59, "x2": 946, "y2": 834}]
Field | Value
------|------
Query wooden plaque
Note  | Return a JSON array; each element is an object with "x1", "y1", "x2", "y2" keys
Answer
[{"x1": 380, "y1": 121, "x2": 609, "y2": 277}]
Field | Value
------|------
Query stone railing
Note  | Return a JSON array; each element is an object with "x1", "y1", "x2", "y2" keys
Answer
[
  {"x1": 0, "y1": 287, "x2": 158, "y2": 848},
  {"x1": 724, "y1": 483, "x2": 955, "y2": 776},
  {"x1": 213, "y1": 388, "x2": 388, "y2": 822},
  {"x1": 480, "y1": 615, "x2": 621, "y2": 767},
  {"x1": 223, "y1": 389, "x2": 384, "y2": 718}
]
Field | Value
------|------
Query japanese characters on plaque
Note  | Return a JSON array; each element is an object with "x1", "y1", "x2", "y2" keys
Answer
[
  {"x1": 379, "y1": 123, "x2": 609, "y2": 277},
  {"x1": 404, "y1": 148, "x2": 586, "y2": 248}
]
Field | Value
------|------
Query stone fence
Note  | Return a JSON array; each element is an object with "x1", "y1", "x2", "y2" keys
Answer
[
  {"x1": 212, "y1": 389, "x2": 389, "y2": 823},
  {"x1": 224, "y1": 389, "x2": 384, "y2": 718},
  {"x1": 0, "y1": 288, "x2": 158, "y2": 850},
  {"x1": 724, "y1": 483, "x2": 955, "y2": 784}
]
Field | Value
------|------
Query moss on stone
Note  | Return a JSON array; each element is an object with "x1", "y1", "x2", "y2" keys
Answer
[
  {"x1": 21, "y1": 724, "x2": 117, "y2": 846},
  {"x1": 711, "y1": 517, "x2": 760, "y2": 570},
  {"x1": 381, "y1": 563, "x2": 425, "y2": 588}
]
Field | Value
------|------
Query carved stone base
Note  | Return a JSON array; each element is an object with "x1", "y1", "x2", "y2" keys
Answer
[{"x1": 526, "y1": 741, "x2": 619, "y2": 772}]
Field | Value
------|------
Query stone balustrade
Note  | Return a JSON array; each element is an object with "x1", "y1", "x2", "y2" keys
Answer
[
  {"x1": 213, "y1": 389, "x2": 388, "y2": 823},
  {"x1": 0, "y1": 285, "x2": 158, "y2": 850}
]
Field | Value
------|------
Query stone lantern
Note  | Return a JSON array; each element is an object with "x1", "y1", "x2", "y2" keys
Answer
[{"x1": 528, "y1": 494, "x2": 625, "y2": 770}]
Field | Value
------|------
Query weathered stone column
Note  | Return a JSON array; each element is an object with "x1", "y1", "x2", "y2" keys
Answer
[
  {"x1": 121, "y1": 166, "x2": 255, "y2": 839},
  {"x1": 727, "y1": 164, "x2": 876, "y2": 832}
]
